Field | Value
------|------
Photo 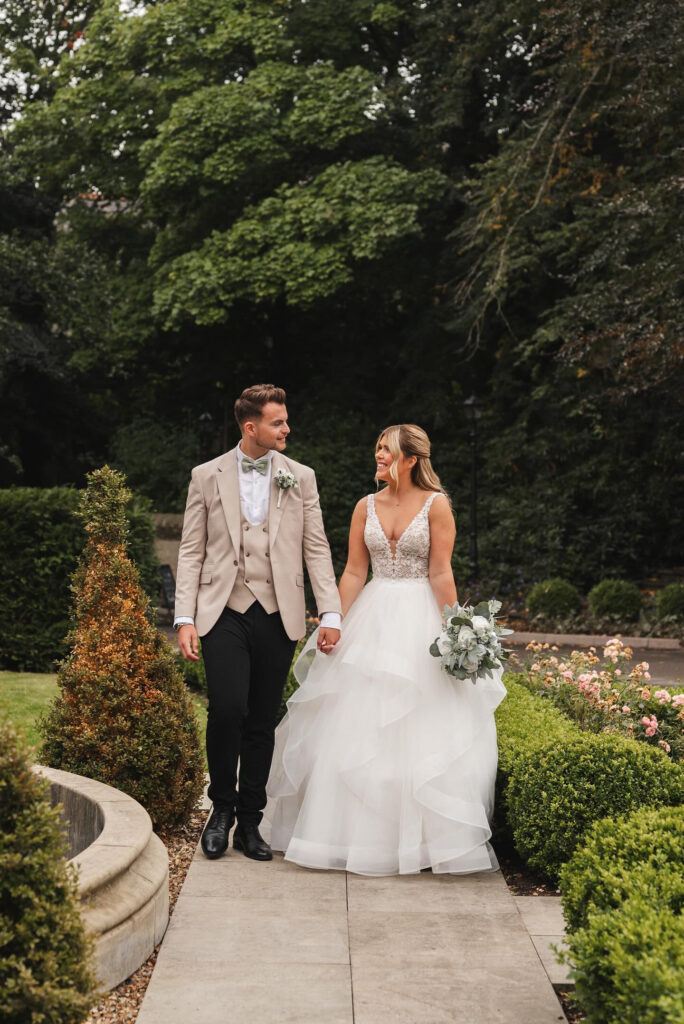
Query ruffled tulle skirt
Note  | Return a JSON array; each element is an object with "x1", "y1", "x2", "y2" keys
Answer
[{"x1": 264, "y1": 577, "x2": 506, "y2": 875}]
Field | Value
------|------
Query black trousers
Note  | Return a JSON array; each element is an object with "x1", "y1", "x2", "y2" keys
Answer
[{"x1": 201, "y1": 602, "x2": 297, "y2": 825}]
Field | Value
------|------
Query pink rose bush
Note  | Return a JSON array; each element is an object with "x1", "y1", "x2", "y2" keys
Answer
[{"x1": 523, "y1": 638, "x2": 684, "y2": 761}]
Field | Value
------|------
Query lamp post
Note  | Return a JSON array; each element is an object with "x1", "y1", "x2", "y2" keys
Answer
[{"x1": 463, "y1": 394, "x2": 483, "y2": 582}]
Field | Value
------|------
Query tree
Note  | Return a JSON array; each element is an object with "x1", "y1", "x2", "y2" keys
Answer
[{"x1": 40, "y1": 466, "x2": 205, "y2": 829}]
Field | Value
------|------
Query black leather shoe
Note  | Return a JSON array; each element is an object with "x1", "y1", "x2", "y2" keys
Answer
[
  {"x1": 201, "y1": 808, "x2": 234, "y2": 859},
  {"x1": 233, "y1": 823, "x2": 273, "y2": 861}
]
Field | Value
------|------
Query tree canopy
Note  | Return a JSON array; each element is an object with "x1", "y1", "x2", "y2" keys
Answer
[{"x1": 1, "y1": 0, "x2": 682, "y2": 588}]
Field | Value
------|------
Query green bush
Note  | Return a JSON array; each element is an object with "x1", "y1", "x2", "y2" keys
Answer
[
  {"x1": 0, "y1": 486, "x2": 159, "y2": 672},
  {"x1": 560, "y1": 805, "x2": 684, "y2": 933},
  {"x1": 587, "y1": 578, "x2": 642, "y2": 621},
  {"x1": 526, "y1": 577, "x2": 582, "y2": 619},
  {"x1": 175, "y1": 645, "x2": 207, "y2": 694},
  {"x1": 40, "y1": 468, "x2": 204, "y2": 830},
  {"x1": 0, "y1": 717, "x2": 97, "y2": 1023},
  {"x1": 655, "y1": 583, "x2": 684, "y2": 621},
  {"x1": 494, "y1": 676, "x2": 582, "y2": 846},
  {"x1": 566, "y1": 895, "x2": 684, "y2": 1024},
  {"x1": 507, "y1": 732, "x2": 684, "y2": 882}
]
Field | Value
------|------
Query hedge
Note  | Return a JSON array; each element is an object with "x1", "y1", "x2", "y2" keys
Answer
[
  {"x1": 0, "y1": 717, "x2": 97, "y2": 1023},
  {"x1": 559, "y1": 805, "x2": 684, "y2": 933},
  {"x1": 507, "y1": 732, "x2": 684, "y2": 882},
  {"x1": 495, "y1": 678, "x2": 684, "y2": 881},
  {"x1": 0, "y1": 486, "x2": 159, "y2": 672},
  {"x1": 494, "y1": 676, "x2": 582, "y2": 847},
  {"x1": 559, "y1": 807, "x2": 684, "y2": 1024}
]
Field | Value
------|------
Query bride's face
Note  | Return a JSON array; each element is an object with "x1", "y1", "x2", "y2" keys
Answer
[{"x1": 375, "y1": 436, "x2": 412, "y2": 484}]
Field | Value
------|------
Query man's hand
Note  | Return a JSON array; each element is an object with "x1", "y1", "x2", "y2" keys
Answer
[
  {"x1": 178, "y1": 624, "x2": 200, "y2": 661},
  {"x1": 317, "y1": 627, "x2": 340, "y2": 654}
]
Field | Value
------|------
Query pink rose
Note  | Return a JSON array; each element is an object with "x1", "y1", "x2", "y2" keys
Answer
[
  {"x1": 622, "y1": 706, "x2": 631, "y2": 714},
  {"x1": 644, "y1": 672, "x2": 651, "y2": 681},
  {"x1": 653, "y1": 689, "x2": 671, "y2": 704},
  {"x1": 658, "y1": 740, "x2": 671, "y2": 754},
  {"x1": 672, "y1": 694, "x2": 684, "y2": 708}
]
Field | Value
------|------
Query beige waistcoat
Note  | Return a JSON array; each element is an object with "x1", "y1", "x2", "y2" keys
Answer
[{"x1": 227, "y1": 513, "x2": 278, "y2": 615}]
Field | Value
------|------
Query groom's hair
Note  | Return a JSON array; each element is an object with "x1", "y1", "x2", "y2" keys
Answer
[{"x1": 234, "y1": 383, "x2": 287, "y2": 428}]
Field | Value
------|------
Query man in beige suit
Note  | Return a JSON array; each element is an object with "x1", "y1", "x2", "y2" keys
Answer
[{"x1": 176, "y1": 384, "x2": 341, "y2": 861}]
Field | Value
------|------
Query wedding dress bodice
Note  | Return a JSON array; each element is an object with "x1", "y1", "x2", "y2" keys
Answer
[{"x1": 365, "y1": 492, "x2": 440, "y2": 579}]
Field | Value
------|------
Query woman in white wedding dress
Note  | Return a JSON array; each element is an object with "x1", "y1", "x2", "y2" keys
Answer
[{"x1": 265, "y1": 424, "x2": 506, "y2": 875}]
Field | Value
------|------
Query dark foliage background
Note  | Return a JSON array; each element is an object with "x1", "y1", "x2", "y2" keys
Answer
[{"x1": 1, "y1": 0, "x2": 681, "y2": 592}]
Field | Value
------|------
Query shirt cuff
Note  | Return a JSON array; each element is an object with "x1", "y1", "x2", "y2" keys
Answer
[
  {"x1": 319, "y1": 612, "x2": 341, "y2": 630},
  {"x1": 174, "y1": 617, "x2": 195, "y2": 629}
]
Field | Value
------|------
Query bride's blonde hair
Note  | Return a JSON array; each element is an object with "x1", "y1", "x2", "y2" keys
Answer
[{"x1": 376, "y1": 424, "x2": 449, "y2": 499}]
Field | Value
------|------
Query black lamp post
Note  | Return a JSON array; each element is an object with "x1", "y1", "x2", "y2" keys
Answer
[
  {"x1": 198, "y1": 412, "x2": 214, "y2": 462},
  {"x1": 463, "y1": 394, "x2": 483, "y2": 582}
]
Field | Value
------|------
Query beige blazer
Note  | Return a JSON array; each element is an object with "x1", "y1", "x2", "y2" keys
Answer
[{"x1": 174, "y1": 447, "x2": 341, "y2": 640}]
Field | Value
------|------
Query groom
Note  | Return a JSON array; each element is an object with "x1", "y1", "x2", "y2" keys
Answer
[{"x1": 175, "y1": 384, "x2": 341, "y2": 861}]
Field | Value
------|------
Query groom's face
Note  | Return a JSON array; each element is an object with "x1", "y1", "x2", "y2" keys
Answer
[{"x1": 245, "y1": 402, "x2": 290, "y2": 453}]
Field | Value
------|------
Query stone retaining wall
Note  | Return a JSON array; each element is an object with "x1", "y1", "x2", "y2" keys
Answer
[{"x1": 35, "y1": 765, "x2": 169, "y2": 990}]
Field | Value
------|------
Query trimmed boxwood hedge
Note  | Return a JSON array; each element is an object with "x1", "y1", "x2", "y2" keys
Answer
[
  {"x1": 494, "y1": 676, "x2": 582, "y2": 847},
  {"x1": 0, "y1": 486, "x2": 159, "y2": 672},
  {"x1": 0, "y1": 717, "x2": 97, "y2": 1023},
  {"x1": 506, "y1": 733, "x2": 684, "y2": 883},
  {"x1": 559, "y1": 805, "x2": 684, "y2": 932},
  {"x1": 559, "y1": 808, "x2": 684, "y2": 1024}
]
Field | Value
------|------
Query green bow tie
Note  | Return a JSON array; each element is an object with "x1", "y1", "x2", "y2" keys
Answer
[{"x1": 241, "y1": 455, "x2": 269, "y2": 476}]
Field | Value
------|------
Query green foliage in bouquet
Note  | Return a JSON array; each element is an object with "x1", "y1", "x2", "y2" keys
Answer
[
  {"x1": 560, "y1": 807, "x2": 684, "y2": 1024},
  {"x1": 430, "y1": 601, "x2": 512, "y2": 683},
  {"x1": 655, "y1": 583, "x2": 684, "y2": 622},
  {"x1": 0, "y1": 718, "x2": 97, "y2": 1024},
  {"x1": 526, "y1": 578, "x2": 582, "y2": 620},
  {"x1": 588, "y1": 579, "x2": 642, "y2": 621},
  {"x1": 39, "y1": 466, "x2": 205, "y2": 829},
  {"x1": 507, "y1": 732, "x2": 684, "y2": 882}
]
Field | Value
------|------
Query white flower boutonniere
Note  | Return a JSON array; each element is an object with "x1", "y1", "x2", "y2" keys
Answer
[{"x1": 274, "y1": 468, "x2": 298, "y2": 508}]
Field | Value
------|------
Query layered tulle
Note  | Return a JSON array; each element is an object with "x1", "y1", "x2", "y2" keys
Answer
[{"x1": 265, "y1": 577, "x2": 506, "y2": 875}]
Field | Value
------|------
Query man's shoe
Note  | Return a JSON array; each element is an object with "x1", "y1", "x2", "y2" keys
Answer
[
  {"x1": 201, "y1": 808, "x2": 234, "y2": 859},
  {"x1": 233, "y1": 823, "x2": 273, "y2": 861}
]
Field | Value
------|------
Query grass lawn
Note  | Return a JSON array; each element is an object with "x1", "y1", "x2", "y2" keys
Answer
[{"x1": 0, "y1": 671, "x2": 208, "y2": 762}]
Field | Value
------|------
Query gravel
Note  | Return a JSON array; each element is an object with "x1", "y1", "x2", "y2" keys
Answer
[{"x1": 85, "y1": 805, "x2": 207, "y2": 1024}]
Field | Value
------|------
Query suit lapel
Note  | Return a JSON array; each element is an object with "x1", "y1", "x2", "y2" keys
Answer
[
  {"x1": 268, "y1": 452, "x2": 289, "y2": 544},
  {"x1": 216, "y1": 448, "x2": 241, "y2": 555}
]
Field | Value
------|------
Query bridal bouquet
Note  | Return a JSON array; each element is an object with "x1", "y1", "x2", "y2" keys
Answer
[{"x1": 430, "y1": 600, "x2": 513, "y2": 684}]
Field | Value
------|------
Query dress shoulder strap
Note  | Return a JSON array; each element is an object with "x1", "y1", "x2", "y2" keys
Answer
[{"x1": 424, "y1": 491, "x2": 442, "y2": 514}]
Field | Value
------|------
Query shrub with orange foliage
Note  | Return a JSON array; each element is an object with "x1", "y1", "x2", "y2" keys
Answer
[{"x1": 40, "y1": 466, "x2": 204, "y2": 829}]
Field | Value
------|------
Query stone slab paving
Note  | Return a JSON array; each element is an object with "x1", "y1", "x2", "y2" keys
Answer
[{"x1": 137, "y1": 819, "x2": 566, "y2": 1024}]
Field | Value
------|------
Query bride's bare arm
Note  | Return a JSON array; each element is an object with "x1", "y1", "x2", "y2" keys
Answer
[
  {"x1": 428, "y1": 495, "x2": 458, "y2": 610},
  {"x1": 337, "y1": 498, "x2": 370, "y2": 617}
]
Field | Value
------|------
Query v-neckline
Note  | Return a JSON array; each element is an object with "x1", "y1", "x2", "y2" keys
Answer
[{"x1": 370, "y1": 492, "x2": 435, "y2": 557}]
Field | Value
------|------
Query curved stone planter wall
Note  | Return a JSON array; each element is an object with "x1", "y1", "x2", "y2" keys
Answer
[{"x1": 35, "y1": 765, "x2": 169, "y2": 991}]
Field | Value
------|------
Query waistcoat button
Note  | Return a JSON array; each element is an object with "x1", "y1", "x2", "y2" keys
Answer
[
  {"x1": 266, "y1": 578, "x2": 271, "y2": 584},
  {"x1": 262, "y1": 527, "x2": 267, "y2": 533},
  {"x1": 233, "y1": 560, "x2": 238, "y2": 566},
  {"x1": 245, "y1": 552, "x2": 250, "y2": 557}
]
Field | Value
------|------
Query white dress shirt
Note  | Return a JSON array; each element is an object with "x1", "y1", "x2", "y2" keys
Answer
[{"x1": 174, "y1": 445, "x2": 341, "y2": 631}]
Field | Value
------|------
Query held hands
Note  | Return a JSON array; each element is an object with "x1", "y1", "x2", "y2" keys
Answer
[
  {"x1": 317, "y1": 627, "x2": 341, "y2": 655},
  {"x1": 178, "y1": 624, "x2": 200, "y2": 661}
]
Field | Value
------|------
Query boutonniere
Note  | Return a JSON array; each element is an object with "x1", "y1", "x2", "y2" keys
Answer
[{"x1": 274, "y1": 468, "x2": 298, "y2": 508}]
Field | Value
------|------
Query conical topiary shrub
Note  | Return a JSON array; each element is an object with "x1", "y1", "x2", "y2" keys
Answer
[
  {"x1": 40, "y1": 466, "x2": 204, "y2": 829},
  {"x1": 0, "y1": 717, "x2": 96, "y2": 1023}
]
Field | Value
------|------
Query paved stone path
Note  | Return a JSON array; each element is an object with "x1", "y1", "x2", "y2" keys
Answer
[{"x1": 137, "y1": 812, "x2": 567, "y2": 1024}]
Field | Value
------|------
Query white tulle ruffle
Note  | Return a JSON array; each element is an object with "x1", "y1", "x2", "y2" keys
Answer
[{"x1": 265, "y1": 577, "x2": 506, "y2": 875}]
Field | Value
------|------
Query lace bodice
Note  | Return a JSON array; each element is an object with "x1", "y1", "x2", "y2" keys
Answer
[{"x1": 364, "y1": 492, "x2": 440, "y2": 579}]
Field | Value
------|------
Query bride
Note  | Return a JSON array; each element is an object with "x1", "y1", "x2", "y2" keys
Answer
[{"x1": 265, "y1": 424, "x2": 506, "y2": 875}]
